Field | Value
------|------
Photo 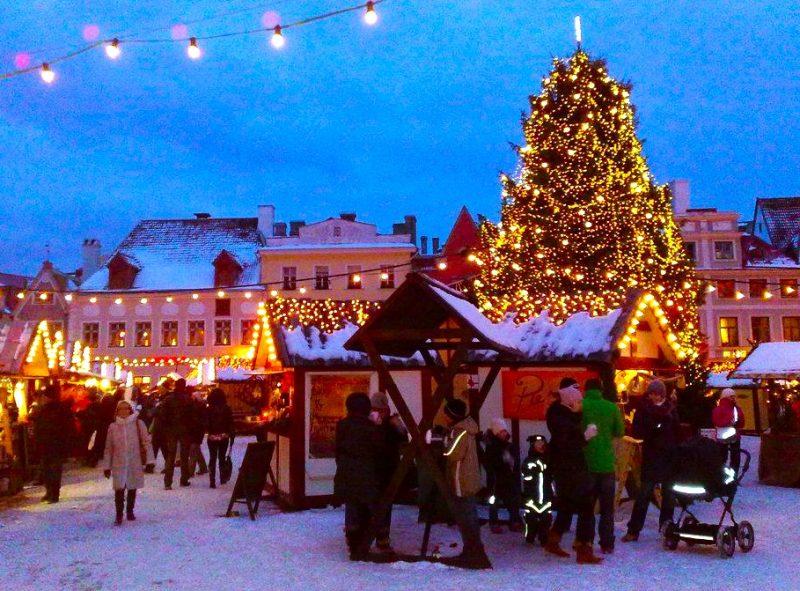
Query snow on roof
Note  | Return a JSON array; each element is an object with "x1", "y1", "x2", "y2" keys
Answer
[
  {"x1": 730, "y1": 342, "x2": 800, "y2": 379},
  {"x1": 260, "y1": 242, "x2": 415, "y2": 252},
  {"x1": 742, "y1": 234, "x2": 800, "y2": 268},
  {"x1": 754, "y1": 197, "x2": 800, "y2": 250},
  {"x1": 706, "y1": 371, "x2": 755, "y2": 388},
  {"x1": 215, "y1": 366, "x2": 254, "y2": 382},
  {"x1": 81, "y1": 218, "x2": 264, "y2": 291}
]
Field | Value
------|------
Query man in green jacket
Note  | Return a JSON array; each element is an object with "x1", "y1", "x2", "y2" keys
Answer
[{"x1": 581, "y1": 377, "x2": 624, "y2": 554}]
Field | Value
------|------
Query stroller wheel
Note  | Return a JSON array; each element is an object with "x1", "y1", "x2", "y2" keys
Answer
[
  {"x1": 663, "y1": 521, "x2": 679, "y2": 551},
  {"x1": 716, "y1": 526, "x2": 736, "y2": 558},
  {"x1": 737, "y1": 521, "x2": 755, "y2": 553},
  {"x1": 681, "y1": 516, "x2": 698, "y2": 546}
]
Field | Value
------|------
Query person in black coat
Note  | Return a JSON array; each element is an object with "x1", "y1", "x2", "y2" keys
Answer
[
  {"x1": 544, "y1": 378, "x2": 602, "y2": 564},
  {"x1": 35, "y1": 384, "x2": 75, "y2": 503},
  {"x1": 334, "y1": 392, "x2": 381, "y2": 560},
  {"x1": 206, "y1": 388, "x2": 234, "y2": 488},
  {"x1": 158, "y1": 379, "x2": 193, "y2": 489},
  {"x1": 482, "y1": 418, "x2": 522, "y2": 533},
  {"x1": 186, "y1": 389, "x2": 208, "y2": 478},
  {"x1": 623, "y1": 380, "x2": 679, "y2": 542}
]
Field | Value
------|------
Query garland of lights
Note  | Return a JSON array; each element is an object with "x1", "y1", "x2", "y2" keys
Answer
[{"x1": 471, "y1": 49, "x2": 704, "y2": 381}]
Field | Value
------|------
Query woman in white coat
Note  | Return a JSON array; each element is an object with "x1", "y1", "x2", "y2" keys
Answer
[{"x1": 101, "y1": 400, "x2": 155, "y2": 525}]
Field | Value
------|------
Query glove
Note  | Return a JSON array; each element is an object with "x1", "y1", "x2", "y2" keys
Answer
[
  {"x1": 584, "y1": 424, "x2": 598, "y2": 441},
  {"x1": 103, "y1": 470, "x2": 111, "y2": 479}
]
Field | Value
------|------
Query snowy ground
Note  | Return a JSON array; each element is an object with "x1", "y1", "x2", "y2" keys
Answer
[{"x1": 0, "y1": 436, "x2": 797, "y2": 590}]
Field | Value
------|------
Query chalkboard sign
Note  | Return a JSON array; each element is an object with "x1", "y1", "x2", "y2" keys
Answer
[{"x1": 225, "y1": 441, "x2": 276, "y2": 520}]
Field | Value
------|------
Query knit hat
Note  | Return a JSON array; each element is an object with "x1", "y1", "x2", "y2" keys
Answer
[
  {"x1": 116, "y1": 400, "x2": 133, "y2": 412},
  {"x1": 345, "y1": 392, "x2": 372, "y2": 417},
  {"x1": 444, "y1": 398, "x2": 468, "y2": 421},
  {"x1": 370, "y1": 391, "x2": 390, "y2": 411},
  {"x1": 490, "y1": 418, "x2": 509, "y2": 436},
  {"x1": 720, "y1": 388, "x2": 736, "y2": 399},
  {"x1": 645, "y1": 379, "x2": 667, "y2": 397}
]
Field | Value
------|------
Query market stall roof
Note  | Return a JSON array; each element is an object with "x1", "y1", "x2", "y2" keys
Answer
[
  {"x1": 730, "y1": 342, "x2": 800, "y2": 380},
  {"x1": 0, "y1": 320, "x2": 41, "y2": 376},
  {"x1": 707, "y1": 371, "x2": 756, "y2": 389}
]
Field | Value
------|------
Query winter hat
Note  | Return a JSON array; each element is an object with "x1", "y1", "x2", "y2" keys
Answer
[
  {"x1": 444, "y1": 398, "x2": 468, "y2": 422},
  {"x1": 345, "y1": 392, "x2": 372, "y2": 417},
  {"x1": 370, "y1": 391, "x2": 390, "y2": 411},
  {"x1": 720, "y1": 388, "x2": 736, "y2": 399},
  {"x1": 558, "y1": 379, "x2": 582, "y2": 408},
  {"x1": 490, "y1": 418, "x2": 510, "y2": 436},
  {"x1": 559, "y1": 377, "x2": 578, "y2": 390},
  {"x1": 645, "y1": 379, "x2": 667, "y2": 398},
  {"x1": 116, "y1": 400, "x2": 133, "y2": 413}
]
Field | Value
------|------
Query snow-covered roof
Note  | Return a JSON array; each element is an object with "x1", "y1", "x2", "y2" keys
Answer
[
  {"x1": 81, "y1": 218, "x2": 264, "y2": 291},
  {"x1": 706, "y1": 371, "x2": 755, "y2": 389},
  {"x1": 260, "y1": 242, "x2": 415, "y2": 252},
  {"x1": 730, "y1": 342, "x2": 800, "y2": 379},
  {"x1": 742, "y1": 234, "x2": 800, "y2": 268},
  {"x1": 754, "y1": 197, "x2": 800, "y2": 251}
]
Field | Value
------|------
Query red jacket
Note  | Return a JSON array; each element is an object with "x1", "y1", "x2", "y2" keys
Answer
[{"x1": 712, "y1": 398, "x2": 745, "y2": 430}]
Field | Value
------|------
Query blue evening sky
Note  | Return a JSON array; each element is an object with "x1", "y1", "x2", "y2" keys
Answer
[{"x1": 1, "y1": 1, "x2": 798, "y2": 275}]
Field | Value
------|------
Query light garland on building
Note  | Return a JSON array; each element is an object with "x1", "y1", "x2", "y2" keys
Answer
[{"x1": 266, "y1": 296, "x2": 380, "y2": 334}]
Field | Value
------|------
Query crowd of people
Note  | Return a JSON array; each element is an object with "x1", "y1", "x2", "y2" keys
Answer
[{"x1": 333, "y1": 377, "x2": 745, "y2": 569}]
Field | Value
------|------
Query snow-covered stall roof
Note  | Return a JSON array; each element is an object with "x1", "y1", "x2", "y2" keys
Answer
[
  {"x1": 80, "y1": 218, "x2": 264, "y2": 291},
  {"x1": 730, "y1": 342, "x2": 800, "y2": 380},
  {"x1": 706, "y1": 371, "x2": 756, "y2": 389}
]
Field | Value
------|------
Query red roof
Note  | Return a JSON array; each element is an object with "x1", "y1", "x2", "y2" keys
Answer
[
  {"x1": 754, "y1": 197, "x2": 800, "y2": 250},
  {"x1": 415, "y1": 206, "x2": 480, "y2": 285}
]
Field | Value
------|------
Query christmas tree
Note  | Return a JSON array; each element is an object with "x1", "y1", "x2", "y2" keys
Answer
[{"x1": 472, "y1": 49, "x2": 702, "y2": 368}]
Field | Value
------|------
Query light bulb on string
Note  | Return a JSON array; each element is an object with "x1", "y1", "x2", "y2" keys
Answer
[
  {"x1": 364, "y1": 1, "x2": 378, "y2": 25},
  {"x1": 187, "y1": 37, "x2": 202, "y2": 60},
  {"x1": 105, "y1": 38, "x2": 121, "y2": 60},
  {"x1": 271, "y1": 25, "x2": 285, "y2": 49},
  {"x1": 40, "y1": 63, "x2": 55, "y2": 84}
]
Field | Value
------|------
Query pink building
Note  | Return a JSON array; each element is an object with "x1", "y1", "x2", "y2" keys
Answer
[{"x1": 673, "y1": 181, "x2": 800, "y2": 363}]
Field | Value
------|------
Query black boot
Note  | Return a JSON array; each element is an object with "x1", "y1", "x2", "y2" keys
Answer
[
  {"x1": 114, "y1": 490, "x2": 124, "y2": 526},
  {"x1": 126, "y1": 489, "x2": 137, "y2": 521},
  {"x1": 346, "y1": 528, "x2": 367, "y2": 561},
  {"x1": 210, "y1": 467, "x2": 216, "y2": 489}
]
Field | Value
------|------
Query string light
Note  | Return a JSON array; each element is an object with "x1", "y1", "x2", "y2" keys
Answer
[
  {"x1": 270, "y1": 25, "x2": 285, "y2": 49},
  {"x1": 105, "y1": 38, "x2": 121, "y2": 60},
  {"x1": 364, "y1": 1, "x2": 379, "y2": 25},
  {"x1": 40, "y1": 63, "x2": 55, "y2": 84},
  {"x1": 187, "y1": 37, "x2": 202, "y2": 60}
]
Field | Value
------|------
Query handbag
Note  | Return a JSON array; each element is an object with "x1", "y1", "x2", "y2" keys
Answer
[
  {"x1": 135, "y1": 421, "x2": 148, "y2": 466},
  {"x1": 220, "y1": 442, "x2": 233, "y2": 483}
]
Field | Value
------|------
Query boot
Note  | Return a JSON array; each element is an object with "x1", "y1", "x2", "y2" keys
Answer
[
  {"x1": 346, "y1": 528, "x2": 366, "y2": 561},
  {"x1": 544, "y1": 529, "x2": 570, "y2": 558},
  {"x1": 209, "y1": 468, "x2": 216, "y2": 489},
  {"x1": 126, "y1": 489, "x2": 137, "y2": 521},
  {"x1": 621, "y1": 532, "x2": 639, "y2": 543},
  {"x1": 439, "y1": 544, "x2": 492, "y2": 570},
  {"x1": 575, "y1": 542, "x2": 603, "y2": 565},
  {"x1": 114, "y1": 490, "x2": 124, "y2": 526}
]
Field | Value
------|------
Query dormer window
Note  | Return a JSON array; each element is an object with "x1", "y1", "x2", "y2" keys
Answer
[
  {"x1": 213, "y1": 250, "x2": 243, "y2": 287},
  {"x1": 107, "y1": 253, "x2": 140, "y2": 290},
  {"x1": 333, "y1": 226, "x2": 342, "y2": 237}
]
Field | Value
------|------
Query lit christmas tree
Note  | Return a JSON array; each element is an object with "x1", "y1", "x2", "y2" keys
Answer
[{"x1": 472, "y1": 49, "x2": 703, "y2": 372}]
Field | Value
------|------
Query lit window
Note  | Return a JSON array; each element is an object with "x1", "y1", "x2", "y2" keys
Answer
[
  {"x1": 719, "y1": 317, "x2": 739, "y2": 347},
  {"x1": 109, "y1": 322, "x2": 126, "y2": 348},
  {"x1": 716, "y1": 280, "x2": 735, "y2": 299},
  {"x1": 162, "y1": 321, "x2": 178, "y2": 347},
  {"x1": 347, "y1": 265, "x2": 362, "y2": 290},
  {"x1": 135, "y1": 322, "x2": 151, "y2": 347},
  {"x1": 380, "y1": 265, "x2": 395, "y2": 289},
  {"x1": 188, "y1": 321, "x2": 205, "y2": 347},
  {"x1": 283, "y1": 267, "x2": 297, "y2": 290},
  {"x1": 241, "y1": 319, "x2": 257, "y2": 345},
  {"x1": 82, "y1": 323, "x2": 99, "y2": 348},
  {"x1": 315, "y1": 266, "x2": 330, "y2": 290},
  {"x1": 214, "y1": 319, "x2": 231, "y2": 346},
  {"x1": 783, "y1": 317, "x2": 800, "y2": 341}
]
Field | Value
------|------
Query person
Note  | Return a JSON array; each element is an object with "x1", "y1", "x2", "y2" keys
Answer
[
  {"x1": 482, "y1": 418, "x2": 522, "y2": 534},
  {"x1": 369, "y1": 391, "x2": 407, "y2": 552},
  {"x1": 440, "y1": 398, "x2": 490, "y2": 569},
  {"x1": 89, "y1": 391, "x2": 120, "y2": 467},
  {"x1": 712, "y1": 388, "x2": 745, "y2": 472},
  {"x1": 34, "y1": 384, "x2": 75, "y2": 503},
  {"x1": 622, "y1": 379, "x2": 679, "y2": 542},
  {"x1": 581, "y1": 377, "x2": 624, "y2": 554},
  {"x1": 206, "y1": 388, "x2": 234, "y2": 488},
  {"x1": 187, "y1": 388, "x2": 208, "y2": 478},
  {"x1": 77, "y1": 390, "x2": 101, "y2": 466},
  {"x1": 158, "y1": 378, "x2": 193, "y2": 489},
  {"x1": 545, "y1": 378, "x2": 602, "y2": 564},
  {"x1": 334, "y1": 392, "x2": 381, "y2": 561},
  {"x1": 521, "y1": 435, "x2": 552, "y2": 545},
  {"x1": 101, "y1": 400, "x2": 155, "y2": 525}
]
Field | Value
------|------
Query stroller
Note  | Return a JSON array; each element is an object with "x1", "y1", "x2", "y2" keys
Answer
[{"x1": 662, "y1": 433, "x2": 754, "y2": 558}]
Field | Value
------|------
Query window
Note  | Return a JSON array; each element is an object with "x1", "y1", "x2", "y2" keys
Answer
[
  {"x1": 188, "y1": 321, "x2": 205, "y2": 346},
  {"x1": 82, "y1": 323, "x2": 99, "y2": 348},
  {"x1": 751, "y1": 317, "x2": 770, "y2": 344},
  {"x1": 214, "y1": 320, "x2": 231, "y2": 346},
  {"x1": 783, "y1": 317, "x2": 800, "y2": 341},
  {"x1": 781, "y1": 278, "x2": 798, "y2": 298},
  {"x1": 684, "y1": 242, "x2": 697, "y2": 262},
  {"x1": 162, "y1": 321, "x2": 178, "y2": 347},
  {"x1": 135, "y1": 322, "x2": 152, "y2": 347},
  {"x1": 333, "y1": 226, "x2": 342, "y2": 237},
  {"x1": 215, "y1": 298, "x2": 231, "y2": 316},
  {"x1": 241, "y1": 319, "x2": 257, "y2": 345},
  {"x1": 749, "y1": 279, "x2": 767, "y2": 299},
  {"x1": 347, "y1": 265, "x2": 362, "y2": 290},
  {"x1": 719, "y1": 317, "x2": 739, "y2": 347},
  {"x1": 716, "y1": 280, "x2": 735, "y2": 299},
  {"x1": 283, "y1": 266, "x2": 297, "y2": 290},
  {"x1": 380, "y1": 265, "x2": 395, "y2": 289},
  {"x1": 109, "y1": 322, "x2": 126, "y2": 348},
  {"x1": 714, "y1": 241, "x2": 734, "y2": 260},
  {"x1": 315, "y1": 266, "x2": 330, "y2": 290}
]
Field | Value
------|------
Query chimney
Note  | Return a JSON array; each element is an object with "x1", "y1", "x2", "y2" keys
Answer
[
  {"x1": 340, "y1": 213, "x2": 357, "y2": 222},
  {"x1": 258, "y1": 205, "x2": 275, "y2": 237},
  {"x1": 669, "y1": 180, "x2": 690, "y2": 214},
  {"x1": 404, "y1": 215, "x2": 417, "y2": 246},
  {"x1": 289, "y1": 220, "x2": 306, "y2": 237},
  {"x1": 420, "y1": 236, "x2": 428, "y2": 255},
  {"x1": 82, "y1": 239, "x2": 102, "y2": 280},
  {"x1": 432, "y1": 237, "x2": 440, "y2": 253},
  {"x1": 194, "y1": 212, "x2": 211, "y2": 219},
  {"x1": 273, "y1": 222, "x2": 287, "y2": 237}
]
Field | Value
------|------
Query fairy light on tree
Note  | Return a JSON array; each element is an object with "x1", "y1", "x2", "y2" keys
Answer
[{"x1": 472, "y1": 47, "x2": 704, "y2": 380}]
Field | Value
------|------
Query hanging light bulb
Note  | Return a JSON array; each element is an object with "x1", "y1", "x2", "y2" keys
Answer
[
  {"x1": 40, "y1": 63, "x2": 55, "y2": 84},
  {"x1": 270, "y1": 25, "x2": 285, "y2": 49},
  {"x1": 187, "y1": 37, "x2": 202, "y2": 59},
  {"x1": 364, "y1": 1, "x2": 378, "y2": 25},
  {"x1": 105, "y1": 38, "x2": 121, "y2": 60}
]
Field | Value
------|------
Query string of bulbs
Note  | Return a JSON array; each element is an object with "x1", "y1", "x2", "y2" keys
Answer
[
  {"x1": 1, "y1": 0, "x2": 383, "y2": 83},
  {"x1": 705, "y1": 277, "x2": 800, "y2": 299}
]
